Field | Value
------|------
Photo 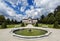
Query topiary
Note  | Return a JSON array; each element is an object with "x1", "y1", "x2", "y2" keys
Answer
[
  {"x1": 35, "y1": 22, "x2": 38, "y2": 27},
  {"x1": 1, "y1": 22, "x2": 7, "y2": 29},
  {"x1": 21, "y1": 23, "x2": 25, "y2": 27},
  {"x1": 53, "y1": 21, "x2": 59, "y2": 28}
]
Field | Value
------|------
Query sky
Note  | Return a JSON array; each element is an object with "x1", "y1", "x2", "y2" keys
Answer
[{"x1": 0, "y1": 0, "x2": 60, "y2": 21}]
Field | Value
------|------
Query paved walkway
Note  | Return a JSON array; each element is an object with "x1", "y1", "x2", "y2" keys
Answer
[{"x1": 0, "y1": 24, "x2": 60, "y2": 41}]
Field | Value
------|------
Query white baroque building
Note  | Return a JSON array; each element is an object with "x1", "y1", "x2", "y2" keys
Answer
[{"x1": 22, "y1": 17, "x2": 37, "y2": 24}]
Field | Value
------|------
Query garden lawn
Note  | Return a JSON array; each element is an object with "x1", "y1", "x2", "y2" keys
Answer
[
  {"x1": 38, "y1": 24, "x2": 60, "y2": 29},
  {"x1": 7, "y1": 24, "x2": 21, "y2": 28},
  {"x1": 0, "y1": 24, "x2": 21, "y2": 29},
  {"x1": 38, "y1": 24, "x2": 53, "y2": 28}
]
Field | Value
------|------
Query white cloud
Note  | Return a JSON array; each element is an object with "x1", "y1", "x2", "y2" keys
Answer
[
  {"x1": 0, "y1": 0, "x2": 24, "y2": 21},
  {"x1": 26, "y1": 0, "x2": 60, "y2": 18},
  {"x1": 25, "y1": 0, "x2": 60, "y2": 18},
  {"x1": 25, "y1": 6, "x2": 42, "y2": 18},
  {"x1": 34, "y1": 0, "x2": 60, "y2": 12},
  {"x1": 0, "y1": 0, "x2": 60, "y2": 21},
  {"x1": 20, "y1": 7, "x2": 25, "y2": 12}
]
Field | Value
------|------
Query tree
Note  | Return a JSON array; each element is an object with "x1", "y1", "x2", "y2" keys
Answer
[
  {"x1": 47, "y1": 15, "x2": 55, "y2": 24},
  {"x1": 1, "y1": 22, "x2": 7, "y2": 28},
  {"x1": 42, "y1": 17, "x2": 48, "y2": 24},
  {"x1": 21, "y1": 23, "x2": 25, "y2": 27},
  {"x1": 35, "y1": 22, "x2": 38, "y2": 27},
  {"x1": 53, "y1": 21, "x2": 59, "y2": 28},
  {"x1": 6, "y1": 18, "x2": 10, "y2": 24},
  {"x1": 41, "y1": 13, "x2": 55, "y2": 24},
  {"x1": 14, "y1": 20, "x2": 18, "y2": 24},
  {"x1": 47, "y1": 13, "x2": 53, "y2": 17},
  {"x1": 40, "y1": 15, "x2": 45, "y2": 23},
  {"x1": 11, "y1": 19, "x2": 14, "y2": 24},
  {"x1": 55, "y1": 6, "x2": 60, "y2": 12},
  {"x1": 55, "y1": 12, "x2": 60, "y2": 24},
  {"x1": 54, "y1": 6, "x2": 60, "y2": 16},
  {"x1": 0, "y1": 15, "x2": 5, "y2": 24},
  {"x1": 20, "y1": 21, "x2": 22, "y2": 23},
  {"x1": 36, "y1": 6, "x2": 60, "y2": 24}
]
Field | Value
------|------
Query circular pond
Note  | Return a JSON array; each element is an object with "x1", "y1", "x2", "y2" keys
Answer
[
  {"x1": 11, "y1": 27, "x2": 51, "y2": 39},
  {"x1": 13, "y1": 28, "x2": 47, "y2": 36}
]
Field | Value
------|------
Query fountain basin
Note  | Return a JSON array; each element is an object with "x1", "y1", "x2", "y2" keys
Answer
[{"x1": 11, "y1": 27, "x2": 51, "y2": 39}]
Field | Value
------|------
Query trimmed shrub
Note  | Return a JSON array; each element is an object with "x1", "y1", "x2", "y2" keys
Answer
[
  {"x1": 53, "y1": 21, "x2": 59, "y2": 28},
  {"x1": 21, "y1": 23, "x2": 25, "y2": 27},
  {"x1": 35, "y1": 22, "x2": 38, "y2": 27},
  {"x1": 1, "y1": 22, "x2": 7, "y2": 28}
]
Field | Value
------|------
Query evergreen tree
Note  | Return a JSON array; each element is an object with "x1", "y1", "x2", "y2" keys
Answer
[
  {"x1": 47, "y1": 13, "x2": 53, "y2": 17},
  {"x1": 55, "y1": 12, "x2": 60, "y2": 24},
  {"x1": 47, "y1": 15, "x2": 55, "y2": 24},
  {"x1": 6, "y1": 18, "x2": 10, "y2": 24},
  {"x1": 42, "y1": 17, "x2": 48, "y2": 24},
  {"x1": 55, "y1": 6, "x2": 60, "y2": 12},
  {"x1": 40, "y1": 15, "x2": 45, "y2": 23},
  {"x1": 11, "y1": 19, "x2": 14, "y2": 24},
  {"x1": 54, "y1": 6, "x2": 60, "y2": 16},
  {"x1": 20, "y1": 21, "x2": 22, "y2": 23},
  {"x1": 14, "y1": 20, "x2": 18, "y2": 24}
]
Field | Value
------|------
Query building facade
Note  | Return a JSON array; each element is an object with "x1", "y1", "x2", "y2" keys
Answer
[{"x1": 22, "y1": 17, "x2": 37, "y2": 24}]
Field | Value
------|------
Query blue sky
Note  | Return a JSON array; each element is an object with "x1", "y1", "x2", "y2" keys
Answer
[{"x1": 0, "y1": 0, "x2": 60, "y2": 21}]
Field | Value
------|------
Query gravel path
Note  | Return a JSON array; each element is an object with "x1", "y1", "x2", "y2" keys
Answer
[{"x1": 0, "y1": 24, "x2": 60, "y2": 41}]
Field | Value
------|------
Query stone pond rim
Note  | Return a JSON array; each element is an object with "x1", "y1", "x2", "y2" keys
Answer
[{"x1": 11, "y1": 27, "x2": 51, "y2": 39}]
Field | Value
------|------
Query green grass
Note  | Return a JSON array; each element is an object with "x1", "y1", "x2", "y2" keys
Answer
[
  {"x1": 0, "y1": 23, "x2": 27, "y2": 29},
  {"x1": 38, "y1": 24, "x2": 53, "y2": 28},
  {"x1": 0, "y1": 24, "x2": 21, "y2": 29},
  {"x1": 0, "y1": 23, "x2": 60, "y2": 29},
  {"x1": 38, "y1": 23, "x2": 60, "y2": 29},
  {"x1": 14, "y1": 28, "x2": 47, "y2": 36},
  {"x1": 7, "y1": 25, "x2": 16, "y2": 28},
  {"x1": 7, "y1": 24, "x2": 21, "y2": 28}
]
